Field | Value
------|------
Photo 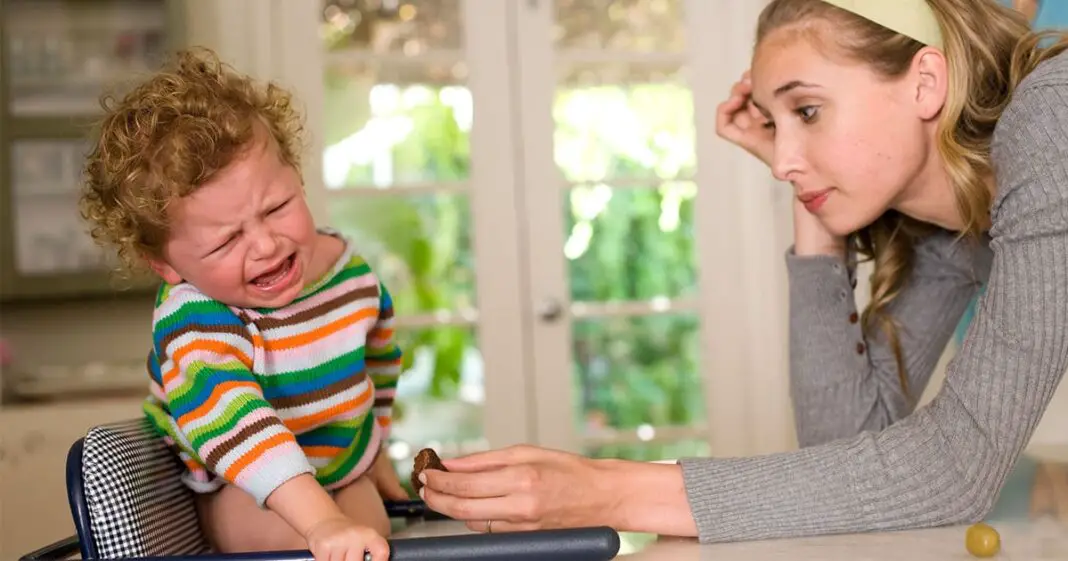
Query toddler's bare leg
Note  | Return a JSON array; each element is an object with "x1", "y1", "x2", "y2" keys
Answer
[
  {"x1": 196, "y1": 485, "x2": 306, "y2": 553},
  {"x1": 334, "y1": 475, "x2": 392, "y2": 537},
  {"x1": 196, "y1": 477, "x2": 391, "y2": 553}
]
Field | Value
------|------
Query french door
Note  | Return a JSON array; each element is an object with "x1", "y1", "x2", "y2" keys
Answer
[{"x1": 507, "y1": 0, "x2": 796, "y2": 458}]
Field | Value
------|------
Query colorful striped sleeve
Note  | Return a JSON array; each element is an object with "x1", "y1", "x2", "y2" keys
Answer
[
  {"x1": 152, "y1": 286, "x2": 314, "y2": 506},
  {"x1": 367, "y1": 280, "x2": 403, "y2": 440}
]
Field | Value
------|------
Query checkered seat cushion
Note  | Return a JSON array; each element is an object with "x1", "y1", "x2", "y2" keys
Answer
[{"x1": 78, "y1": 418, "x2": 210, "y2": 558}]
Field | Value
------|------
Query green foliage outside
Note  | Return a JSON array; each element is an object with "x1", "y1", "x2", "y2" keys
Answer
[{"x1": 325, "y1": 72, "x2": 709, "y2": 463}]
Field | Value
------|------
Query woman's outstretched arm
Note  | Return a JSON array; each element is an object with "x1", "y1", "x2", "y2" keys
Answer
[{"x1": 680, "y1": 64, "x2": 1068, "y2": 543}]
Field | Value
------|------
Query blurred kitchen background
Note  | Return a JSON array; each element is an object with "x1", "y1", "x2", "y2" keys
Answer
[{"x1": 1, "y1": 0, "x2": 1066, "y2": 557}]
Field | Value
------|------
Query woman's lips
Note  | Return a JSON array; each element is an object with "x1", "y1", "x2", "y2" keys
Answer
[{"x1": 798, "y1": 189, "x2": 833, "y2": 213}]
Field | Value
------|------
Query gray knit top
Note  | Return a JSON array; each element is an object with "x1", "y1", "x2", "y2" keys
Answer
[{"x1": 679, "y1": 50, "x2": 1068, "y2": 542}]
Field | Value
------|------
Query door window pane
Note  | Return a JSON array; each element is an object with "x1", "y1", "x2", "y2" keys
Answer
[
  {"x1": 565, "y1": 183, "x2": 697, "y2": 302},
  {"x1": 555, "y1": 64, "x2": 694, "y2": 183},
  {"x1": 388, "y1": 326, "x2": 486, "y2": 493},
  {"x1": 552, "y1": 1, "x2": 707, "y2": 461},
  {"x1": 585, "y1": 439, "x2": 710, "y2": 462},
  {"x1": 324, "y1": 61, "x2": 471, "y2": 187},
  {"x1": 553, "y1": 0, "x2": 685, "y2": 52},
  {"x1": 322, "y1": 0, "x2": 463, "y2": 53},
  {"x1": 320, "y1": 1, "x2": 483, "y2": 485},
  {"x1": 327, "y1": 194, "x2": 475, "y2": 314},
  {"x1": 573, "y1": 313, "x2": 706, "y2": 435}
]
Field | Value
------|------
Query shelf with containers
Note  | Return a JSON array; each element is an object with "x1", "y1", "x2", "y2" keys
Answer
[{"x1": 0, "y1": 0, "x2": 185, "y2": 301}]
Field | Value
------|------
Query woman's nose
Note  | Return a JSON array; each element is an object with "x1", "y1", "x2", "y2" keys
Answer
[
  {"x1": 771, "y1": 136, "x2": 805, "y2": 182},
  {"x1": 771, "y1": 161, "x2": 791, "y2": 182}
]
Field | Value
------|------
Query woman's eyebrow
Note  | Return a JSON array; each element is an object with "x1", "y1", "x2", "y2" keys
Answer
[
  {"x1": 774, "y1": 79, "x2": 822, "y2": 96},
  {"x1": 750, "y1": 80, "x2": 822, "y2": 114}
]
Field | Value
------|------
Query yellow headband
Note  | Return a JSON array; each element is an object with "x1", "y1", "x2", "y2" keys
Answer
[{"x1": 821, "y1": 0, "x2": 944, "y2": 49}]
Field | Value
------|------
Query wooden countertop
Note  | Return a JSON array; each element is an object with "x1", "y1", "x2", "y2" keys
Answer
[{"x1": 391, "y1": 452, "x2": 1068, "y2": 560}]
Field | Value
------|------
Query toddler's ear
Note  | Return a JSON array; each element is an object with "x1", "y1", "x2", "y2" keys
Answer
[{"x1": 146, "y1": 257, "x2": 183, "y2": 285}]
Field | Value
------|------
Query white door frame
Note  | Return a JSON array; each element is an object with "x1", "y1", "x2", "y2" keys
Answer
[
  {"x1": 511, "y1": 0, "x2": 574, "y2": 452},
  {"x1": 462, "y1": 0, "x2": 537, "y2": 449}
]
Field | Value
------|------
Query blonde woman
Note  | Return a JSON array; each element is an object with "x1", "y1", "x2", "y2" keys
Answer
[{"x1": 417, "y1": 0, "x2": 1068, "y2": 543}]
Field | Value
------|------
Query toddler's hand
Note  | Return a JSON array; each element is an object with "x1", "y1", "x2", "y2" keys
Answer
[{"x1": 305, "y1": 516, "x2": 389, "y2": 561}]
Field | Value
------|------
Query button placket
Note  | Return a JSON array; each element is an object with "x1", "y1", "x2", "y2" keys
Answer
[{"x1": 830, "y1": 260, "x2": 865, "y2": 355}]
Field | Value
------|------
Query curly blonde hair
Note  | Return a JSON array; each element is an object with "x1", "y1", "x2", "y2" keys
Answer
[
  {"x1": 756, "y1": 0, "x2": 1068, "y2": 399},
  {"x1": 81, "y1": 47, "x2": 306, "y2": 276}
]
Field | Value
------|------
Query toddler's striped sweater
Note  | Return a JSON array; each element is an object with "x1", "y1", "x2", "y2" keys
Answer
[{"x1": 143, "y1": 240, "x2": 403, "y2": 506}]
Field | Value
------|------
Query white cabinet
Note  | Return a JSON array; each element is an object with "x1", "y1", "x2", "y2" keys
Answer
[
  {"x1": 0, "y1": 397, "x2": 144, "y2": 559},
  {"x1": 0, "y1": 0, "x2": 183, "y2": 301}
]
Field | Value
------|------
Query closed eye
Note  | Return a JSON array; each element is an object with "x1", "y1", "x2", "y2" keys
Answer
[
  {"x1": 208, "y1": 234, "x2": 237, "y2": 255},
  {"x1": 268, "y1": 198, "x2": 291, "y2": 214}
]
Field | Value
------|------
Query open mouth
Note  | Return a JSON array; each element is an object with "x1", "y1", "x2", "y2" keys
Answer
[{"x1": 251, "y1": 254, "x2": 297, "y2": 289}]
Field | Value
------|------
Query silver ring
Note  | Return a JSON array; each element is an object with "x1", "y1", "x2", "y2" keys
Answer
[{"x1": 485, "y1": 520, "x2": 493, "y2": 533}]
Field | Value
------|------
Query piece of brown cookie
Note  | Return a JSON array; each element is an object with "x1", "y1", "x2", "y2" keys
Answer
[{"x1": 411, "y1": 447, "x2": 447, "y2": 492}]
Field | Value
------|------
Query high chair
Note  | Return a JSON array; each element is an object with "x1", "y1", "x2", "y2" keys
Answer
[{"x1": 18, "y1": 418, "x2": 620, "y2": 561}]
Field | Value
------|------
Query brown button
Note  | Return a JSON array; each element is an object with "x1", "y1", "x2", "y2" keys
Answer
[
  {"x1": 856, "y1": 342, "x2": 866, "y2": 354},
  {"x1": 849, "y1": 312, "x2": 859, "y2": 324}
]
